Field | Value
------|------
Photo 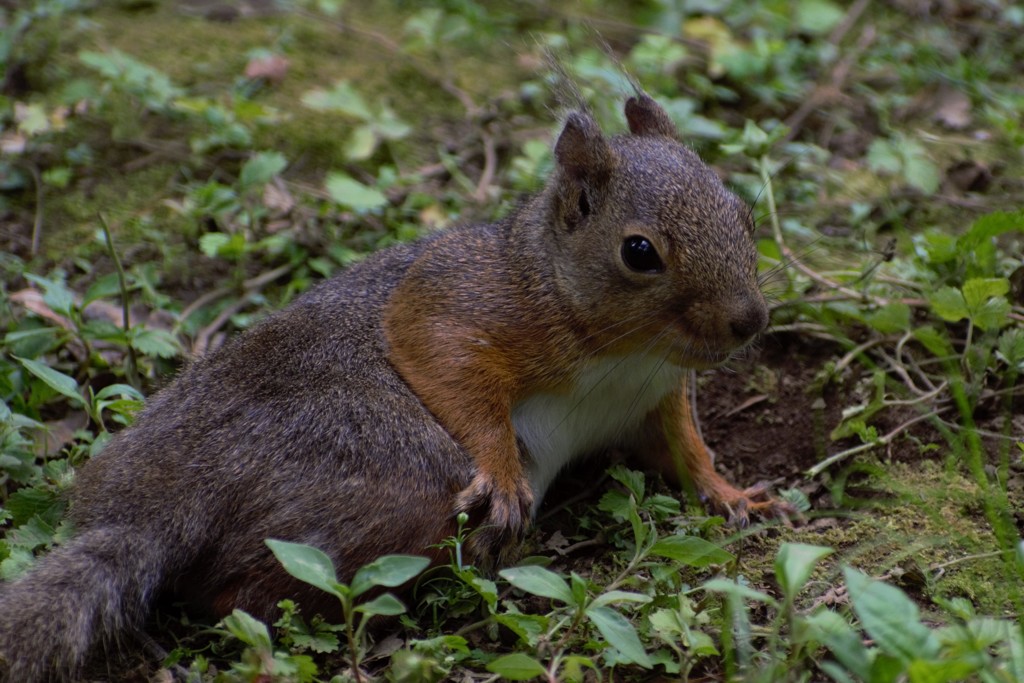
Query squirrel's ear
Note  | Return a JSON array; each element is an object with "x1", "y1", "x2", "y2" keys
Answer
[
  {"x1": 625, "y1": 95, "x2": 678, "y2": 139},
  {"x1": 554, "y1": 112, "x2": 615, "y2": 182}
]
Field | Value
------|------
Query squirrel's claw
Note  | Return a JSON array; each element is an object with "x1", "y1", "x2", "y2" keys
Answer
[
  {"x1": 456, "y1": 472, "x2": 534, "y2": 564},
  {"x1": 706, "y1": 480, "x2": 802, "y2": 528}
]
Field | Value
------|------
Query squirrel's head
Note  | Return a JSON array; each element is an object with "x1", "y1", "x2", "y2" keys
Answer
[{"x1": 544, "y1": 94, "x2": 768, "y2": 368}]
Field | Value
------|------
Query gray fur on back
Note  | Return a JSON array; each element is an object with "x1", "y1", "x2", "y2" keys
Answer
[{"x1": 0, "y1": 235, "x2": 477, "y2": 680}]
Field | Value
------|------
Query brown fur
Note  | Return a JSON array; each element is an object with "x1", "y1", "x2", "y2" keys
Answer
[{"x1": 0, "y1": 95, "x2": 785, "y2": 681}]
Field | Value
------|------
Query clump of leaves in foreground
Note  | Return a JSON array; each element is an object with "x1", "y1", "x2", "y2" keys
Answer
[{"x1": 210, "y1": 516, "x2": 1022, "y2": 681}]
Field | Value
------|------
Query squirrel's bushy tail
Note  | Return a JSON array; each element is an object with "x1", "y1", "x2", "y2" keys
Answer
[{"x1": 0, "y1": 526, "x2": 168, "y2": 682}]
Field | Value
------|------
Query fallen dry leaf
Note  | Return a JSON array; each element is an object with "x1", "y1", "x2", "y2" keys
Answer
[
  {"x1": 244, "y1": 54, "x2": 289, "y2": 84},
  {"x1": 932, "y1": 87, "x2": 972, "y2": 129}
]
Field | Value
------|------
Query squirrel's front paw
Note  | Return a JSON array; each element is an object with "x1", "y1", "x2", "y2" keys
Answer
[
  {"x1": 456, "y1": 472, "x2": 534, "y2": 564},
  {"x1": 706, "y1": 481, "x2": 802, "y2": 528}
]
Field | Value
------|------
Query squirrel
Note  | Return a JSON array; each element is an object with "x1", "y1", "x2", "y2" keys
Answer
[{"x1": 0, "y1": 93, "x2": 791, "y2": 680}]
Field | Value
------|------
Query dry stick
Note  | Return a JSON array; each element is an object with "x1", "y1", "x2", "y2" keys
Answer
[
  {"x1": 894, "y1": 331, "x2": 938, "y2": 393},
  {"x1": 930, "y1": 550, "x2": 1009, "y2": 573},
  {"x1": 766, "y1": 322, "x2": 840, "y2": 341},
  {"x1": 783, "y1": 0, "x2": 875, "y2": 143},
  {"x1": 473, "y1": 129, "x2": 498, "y2": 203},
  {"x1": 833, "y1": 337, "x2": 895, "y2": 375},
  {"x1": 807, "y1": 406, "x2": 951, "y2": 477},
  {"x1": 827, "y1": 0, "x2": 873, "y2": 45},
  {"x1": 877, "y1": 347, "x2": 942, "y2": 397},
  {"x1": 178, "y1": 262, "x2": 293, "y2": 326}
]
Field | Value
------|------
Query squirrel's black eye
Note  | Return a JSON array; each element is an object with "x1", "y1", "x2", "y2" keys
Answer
[{"x1": 621, "y1": 236, "x2": 664, "y2": 274}]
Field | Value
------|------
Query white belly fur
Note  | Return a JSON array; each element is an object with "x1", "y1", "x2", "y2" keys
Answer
[{"x1": 511, "y1": 355, "x2": 685, "y2": 513}]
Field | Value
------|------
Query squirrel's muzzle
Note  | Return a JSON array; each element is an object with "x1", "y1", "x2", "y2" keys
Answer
[{"x1": 728, "y1": 295, "x2": 769, "y2": 343}]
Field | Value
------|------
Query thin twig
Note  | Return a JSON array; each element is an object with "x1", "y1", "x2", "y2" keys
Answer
[
  {"x1": 895, "y1": 332, "x2": 939, "y2": 394},
  {"x1": 179, "y1": 263, "x2": 293, "y2": 327},
  {"x1": 807, "y1": 407, "x2": 950, "y2": 477},
  {"x1": 784, "y1": 8, "x2": 875, "y2": 142},
  {"x1": 833, "y1": 337, "x2": 894, "y2": 374},
  {"x1": 473, "y1": 129, "x2": 498, "y2": 203},
  {"x1": 930, "y1": 550, "x2": 1009, "y2": 572}
]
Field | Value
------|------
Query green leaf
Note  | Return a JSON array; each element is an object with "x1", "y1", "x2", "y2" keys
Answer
[
  {"x1": 17, "y1": 103, "x2": 50, "y2": 136},
  {"x1": 199, "y1": 232, "x2": 231, "y2": 258},
  {"x1": 373, "y1": 107, "x2": 411, "y2": 140},
  {"x1": 902, "y1": 152, "x2": 940, "y2": 195},
  {"x1": 5, "y1": 515, "x2": 57, "y2": 551},
  {"x1": 928, "y1": 287, "x2": 969, "y2": 323},
  {"x1": 350, "y1": 554, "x2": 429, "y2": 597},
  {"x1": 15, "y1": 356, "x2": 84, "y2": 407},
  {"x1": 24, "y1": 274, "x2": 75, "y2": 318},
  {"x1": 997, "y1": 328, "x2": 1024, "y2": 368},
  {"x1": 354, "y1": 592, "x2": 407, "y2": 617},
  {"x1": 6, "y1": 488, "x2": 64, "y2": 527},
  {"x1": 962, "y1": 278, "x2": 1009, "y2": 308},
  {"x1": 486, "y1": 653, "x2": 546, "y2": 680},
  {"x1": 844, "y1": 567, "x2": 939, "y2": 664},
  {"x1": 325, "y1": 173, "x2": 389, "y2": 212},
  {"x1": 818, "y1": 660, "x2": 858, "y2": 683},
  {"x1": 500, "y1": 565, "x2": 574, "y2": 604},
  {"x1": 865, "y1": 302, "x2": 911, "y2": 334},
  {"x1": 586, "y1": 605, "x2": 652, "y2": 668},
  {"x1": 607, "y1": 465, "x2": 644, "y2": 500},
  {"x1": 796, "y1": 0, "x2": 844, "y2": 34},
  {"x1": 570, "y1": 572, "x2": 588, "y2": 608},
  {"x1": 701, "y1": 578, "x2": 779, "y2": 606},
  {"x1": 1004, "y1": 620, "x2": 1024, "y2": 682},
  {"x1": 589, "y1": 590, "x2": 653, "y2": 610},
  {"x1": 130, "y1": 328, "x2": 182, "y2": 359},
  {"x1": 239, "y1": 151, "x2": 287, "y2": 191},
  {"x1": 301, "y1": 80, "x2": 373, "y2": 119},
  {"x1": 345, "y1": 125, "x2": 378, "y2": 161},
  {"x1": 649, "y1": 535, "x2": 734, "y2": 567},
  {"x1": 867, "y1": 139, "x2": 901, "y2": 174},
  {"x1": 913, "y1": 326, "x2": 954, "y2": 358},
  {"x1": 803, "y1": 609, "x2": 873, "y2": 680},
  {"x1": 597, "y1": 490, "x2": 632, "y2": 522},
  {"x1": 775, "y1": 543, "x2": 833, "y2": 600},
  {"x1": 494, "y1": 611, "x2": 548, "y2": 646},
  {"x1": 468, "y1": 575, "x2": 499, "y2": 608},
  {"x1": 265, "y1": 539, "x2": 343, "y2": 598},
  {"x1": 82, "y1": 272, "x2": 123, "y2": 307},
  {"x1": 222, "y1": 609, "x2": 272, "y2": 649},
  {"x1": 94, "y1": 383, "x2": 145, "y2": 402},
  {"x1": 971, "y1": 297, "x2": 1010, "y2": 331},
  {"x1": 907, "y1": 658, "x2": 977, "y2": 683},
  {"x1": 959, "y1": 210, "x2": 1024, "y2": 251}
]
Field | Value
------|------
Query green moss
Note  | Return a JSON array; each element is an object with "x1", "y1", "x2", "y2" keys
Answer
[
  {"x1": 723, "y1": 458, "x2": 1016, "y2": 618},
  {"x1": 43, "y1": 162, "x2": 181, "y2": 262}
]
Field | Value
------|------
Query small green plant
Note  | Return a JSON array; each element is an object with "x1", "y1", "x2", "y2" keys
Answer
[
  {"x1": 706, "y1": 543, "x2": 1024, "y2": 682},
  {"x1": 218, "y1": 607, "x2": 319, "y2": 682},
  {"x1": 301, "y1": 81, "x2": 411, "y2": 162},
  {"x1": 265, "y1": 539, "x2": 430, "y2": 682}
]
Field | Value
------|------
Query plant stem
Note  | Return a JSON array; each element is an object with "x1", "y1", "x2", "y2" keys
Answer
[{"x1": 99, "y1": 214, "x2": 141, "y2": 390}]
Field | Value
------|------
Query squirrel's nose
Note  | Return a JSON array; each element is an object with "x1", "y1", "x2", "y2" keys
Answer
[{"x1": 729, "y1": 298, "x2": 769, "y2": 342}]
